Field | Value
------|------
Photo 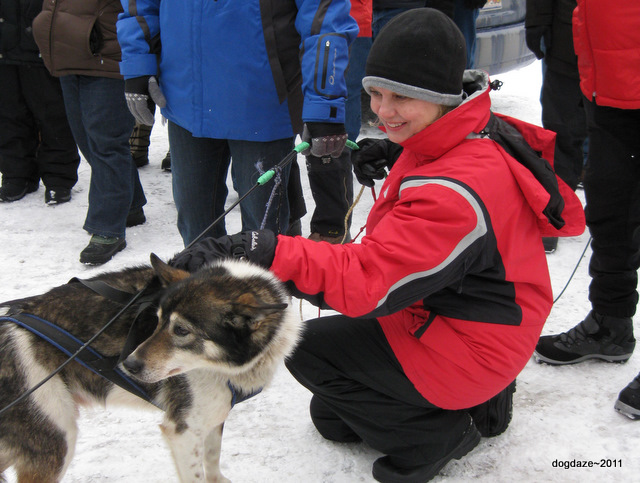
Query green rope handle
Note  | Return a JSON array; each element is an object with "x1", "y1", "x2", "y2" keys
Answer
[{"x1": 257, "y1": 140, "x2": 359, "y2": 185}]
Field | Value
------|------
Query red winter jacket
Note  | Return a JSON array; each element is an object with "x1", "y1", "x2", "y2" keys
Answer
[
  {"x1": 572, "y1": 0, "x2": 640, "y2": 109},
  {"x1": 272, "y1": 71, "x2": 585, "y2": 409},
  {"x1": 350, "y1": 0, "x2": 373, "y2": 37}
]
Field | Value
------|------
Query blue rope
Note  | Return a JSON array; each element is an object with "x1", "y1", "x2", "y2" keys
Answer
[{"x1": 257, "y1": 162, "x2": 284, "y2": 230}]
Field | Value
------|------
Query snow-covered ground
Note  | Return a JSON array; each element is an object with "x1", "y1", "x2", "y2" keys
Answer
[{"x1": 1, "y1": 61, "x2": 638, "y2": 482}]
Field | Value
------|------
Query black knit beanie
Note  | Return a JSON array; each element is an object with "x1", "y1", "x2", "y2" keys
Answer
[{"x1": 363, "y1": 8, "x2": 467, "y2": 106}]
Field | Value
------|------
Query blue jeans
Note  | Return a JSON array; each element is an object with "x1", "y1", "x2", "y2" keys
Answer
[
  {"x1": 453, "y1": 0, "x2": 480, "y2": 68},
  {"x1": 345, "y1": 36, "x2": 373, "y2": 142},
  {"x1": 373, "y1": 8, "x2": 411, "y2": 38},
  {"x1": 168, "y1": 121, "x2": 293, "y2": 245},
  {"x1": 59, "y1": 75, "x2": 146, "y2": 238}
]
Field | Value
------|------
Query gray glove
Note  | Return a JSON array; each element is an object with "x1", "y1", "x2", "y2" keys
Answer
[
  {"x1": 300, "y1": 122, "x2": 348, "y2": 158},
  {"x1": 124, "y1": 76, "x2": 167, "y2": 126}
]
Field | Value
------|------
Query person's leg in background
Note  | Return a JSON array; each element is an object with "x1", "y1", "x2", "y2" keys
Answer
[
  {"x1": 306, "y1": 149, "x2": 354, "y2": 243},
  {"x1": 168, "y1": 121, "x2": 231, "y2": 245},
  {"x1": 229, "y1": 138, "x2": 294, "y2": 235},
  {"x1": 0, "y1": 64, "x2": 40, "y2": 201},
  {"x1": 60, "y1": 75, "x2": 146, "y2": 264},
  {"x1": 453, "y1": 0, "x2": 481, "y2": 69},
  {"x1": 23, "y1": 65, "x2": 80, "y2": 204},
  {"x1": 541, "y1": 69, "x2": 588, "y2": 191}
]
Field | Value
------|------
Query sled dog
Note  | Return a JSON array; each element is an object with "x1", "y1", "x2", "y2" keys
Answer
[{"x1": 0, "y1": 254, "x2": 300, "y2": 482}]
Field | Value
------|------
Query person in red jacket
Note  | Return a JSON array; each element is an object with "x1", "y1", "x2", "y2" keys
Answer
[
  {"x1": 171, "y1": 9, "x2": 584, "y2": 482},
  {"x1": 533, "y1": 0, "x2": 640, "y2": 421}
]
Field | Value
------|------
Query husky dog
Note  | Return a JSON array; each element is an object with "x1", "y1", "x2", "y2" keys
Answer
[{"x1": 0, "y1": 254, "x2": 300, "y2": 483}]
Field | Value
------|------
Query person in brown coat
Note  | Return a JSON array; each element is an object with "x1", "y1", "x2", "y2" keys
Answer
[{"x1": 33, "y1": 0, "x2": 147, "y2": 265}]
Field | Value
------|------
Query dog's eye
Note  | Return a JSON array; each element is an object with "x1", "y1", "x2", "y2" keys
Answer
[{"x1": 173, "y1": 325, "x2": 190, "y2": 337}]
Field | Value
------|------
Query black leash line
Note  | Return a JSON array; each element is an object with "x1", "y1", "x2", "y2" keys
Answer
[
  {"x1": 0, "y1": 141, "x2": 317, "y2": 416},
  {"x1": 0, "y1": 289, "x2": 146, "y2": 417},
  {"x1": 0, "y1": 140, "x2": 362, "y2": 415},
  {"x1": 553, "y1": 235, "x2": 592, "y2": 305}
]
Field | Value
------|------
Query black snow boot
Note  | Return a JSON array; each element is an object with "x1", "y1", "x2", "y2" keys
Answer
[
  {"x1": 615, "y1": 372, "x2": 640, "y2": 420},
  {"x1": 534, "y1": 311, "x2": 635, "y2": 365}
]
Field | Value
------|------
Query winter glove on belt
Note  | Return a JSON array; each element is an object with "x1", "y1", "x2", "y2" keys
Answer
[
  {"x1": 301, "y1": 122, "x2": 348, "y2": 158},
  {"x1": 525, "y1": 25, "x2": 551, "y2": 60},
  {"x1": 169, "y1": 230, "x2": 277, "y2": 272},
  {"x1": 352, "y1": 138, "x2": 403, "y2": 187},
  {"x1": 124, "y1": 76, "x2": 167, "y2": 126}
]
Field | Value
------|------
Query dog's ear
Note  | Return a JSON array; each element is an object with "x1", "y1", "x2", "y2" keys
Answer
[
  {"x1": 150, "y1": 253, "x2": 191, "y2": 286},
  {"x1": 232, "y1": 292, "x2": 288, "y2": 329}
]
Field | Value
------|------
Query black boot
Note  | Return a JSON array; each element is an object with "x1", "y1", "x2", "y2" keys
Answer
[
  {"x1": 371, "y1": 419, "x2": 480, "y2": 483},
  {"x1": 534, "y1": 311, "x2": 635, "y2": 365},
  {"x1": 161, "y1": 150, "x2": 171, "y2": 171},
  {"x1": 45, "y1": 187, "x2": 72, "y2": 204},
  {"x1": 615, "y1": 373, "x2": 640, "y2": 420},
  {"x1": 79, "y1": 235, "x2": 126, "y2": 265},
  {"x1": 0, "y1": 181, "x2": 38, "y2": 202}
]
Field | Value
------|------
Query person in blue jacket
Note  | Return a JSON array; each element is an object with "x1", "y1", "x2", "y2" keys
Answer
[{"x1": 117, "y1": 1, "x2": 358, "y2": 246}]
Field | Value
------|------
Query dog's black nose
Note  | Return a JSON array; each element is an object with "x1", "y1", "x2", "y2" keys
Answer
[{"x1": 123, "y1": 357, "x2": 143, "y2": 375}]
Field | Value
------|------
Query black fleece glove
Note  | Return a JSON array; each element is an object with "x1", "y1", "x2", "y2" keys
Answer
[
  {"x1": 301, "y1": 122, "x2": 348, "y2": 158},
  {"x1": 124, "y1": 75, "x2": 167, "y2": 126},
  {"x1": 169, "y1": 230, "x2": 278, "y2": 272},
  {"x1": 525, "y1": 25, "x2": 551, "y2": 60},
  {"x1": 352, "y1": 138, "x2": 403, "y2": 187}
]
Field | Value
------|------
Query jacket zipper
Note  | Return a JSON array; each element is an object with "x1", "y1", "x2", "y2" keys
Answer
[{"x1": 321, "y1": 39, "x2": 330, "y2": 90}]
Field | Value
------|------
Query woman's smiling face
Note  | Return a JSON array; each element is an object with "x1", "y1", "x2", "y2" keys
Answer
[{"x1": 369, "y1": 86, "x2": 444, "y2": 143}]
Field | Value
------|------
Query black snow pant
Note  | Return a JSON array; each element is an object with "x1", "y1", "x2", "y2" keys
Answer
[
  {"x1": 583, "y1": 98, "x2": 640, "y2": 318},
  {"x1": 541, "y1": 69, "x2": 588, "y2": 191},
  {"x1": 0, "y1": 64, "x2": 79, "y2": 190},
  {"x1": 305, "y1": 147, "x2": 354, "y2": 238},
  {"x1": 285, "y1": 315, "x2": 471, "y2": 468}
]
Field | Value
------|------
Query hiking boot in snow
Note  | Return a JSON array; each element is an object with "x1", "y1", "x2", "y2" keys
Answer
[
  {"x1": 542, "y1": 237, "x2": 558, "y2": 253},
  {"x1": 161, "y1": 150, "x2": 171, "y2": 171},
  {"x1": 0, "y1": 181, "x2": 38, "y2": 202},
  {"x1": 45, "y1": 187, "x2": 71, "y2": 204},
  {"x1": 615, "y1": 372, "x2": 640, "y2": 420},
  {"x1": 371, "y1": 419, "x2": 480, "y2": 483},
  {"x1": 534, "y1": 311, "x2": 635, "y2": 365},
  {"x1": 126, "y1": 207, "x2": 146, "y2": 227},
  {"x1": 80, "y1": 235, "x2": 126, "y2": 265}
]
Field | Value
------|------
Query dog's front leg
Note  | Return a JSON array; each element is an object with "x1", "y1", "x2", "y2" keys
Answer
[
  {"x1": 160, "y1": 421, "x2": 230, "y2": 483},
  {"x1": 203, "y1": 423, "x2": 228, "y2": 483}
]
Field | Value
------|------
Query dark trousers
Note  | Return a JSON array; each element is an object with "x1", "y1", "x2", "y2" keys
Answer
[
  {"x1": 306, "y1": 150, "x2": 354, "y2": 237},
  {"x1": 285, "y1": 315, "x2": 470, "y2": 467},
  {"x1": 541, "y1": 69, "x2": 588, "y2": 190},
  {"x1": 540, "y1": 68, "x2": 587, "y2": 191},
  {"x1": 583, "y1": 98, "x2": 640, "y2": 317},
  {"x1": 0, "y1": 64, "x2": 79, "y2": 189}
]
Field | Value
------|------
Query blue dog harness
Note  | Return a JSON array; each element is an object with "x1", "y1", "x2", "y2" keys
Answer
[{"x1": 1, "y1": 278, "x2": 262, "y2": 408}]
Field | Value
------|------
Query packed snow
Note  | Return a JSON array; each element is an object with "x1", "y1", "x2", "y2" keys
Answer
[{"x1": 1, "y1": 61, "x2": 637, "y2": 482}]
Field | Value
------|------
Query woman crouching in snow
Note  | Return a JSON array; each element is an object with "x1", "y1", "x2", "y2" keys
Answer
[{"x1": 171, "y1": 8, "x2": 584, "y2": 482}]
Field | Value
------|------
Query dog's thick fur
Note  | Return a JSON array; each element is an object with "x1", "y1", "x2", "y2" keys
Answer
[{"x1": 0, "y1": 255, "x2": 300, "y2": 483}]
